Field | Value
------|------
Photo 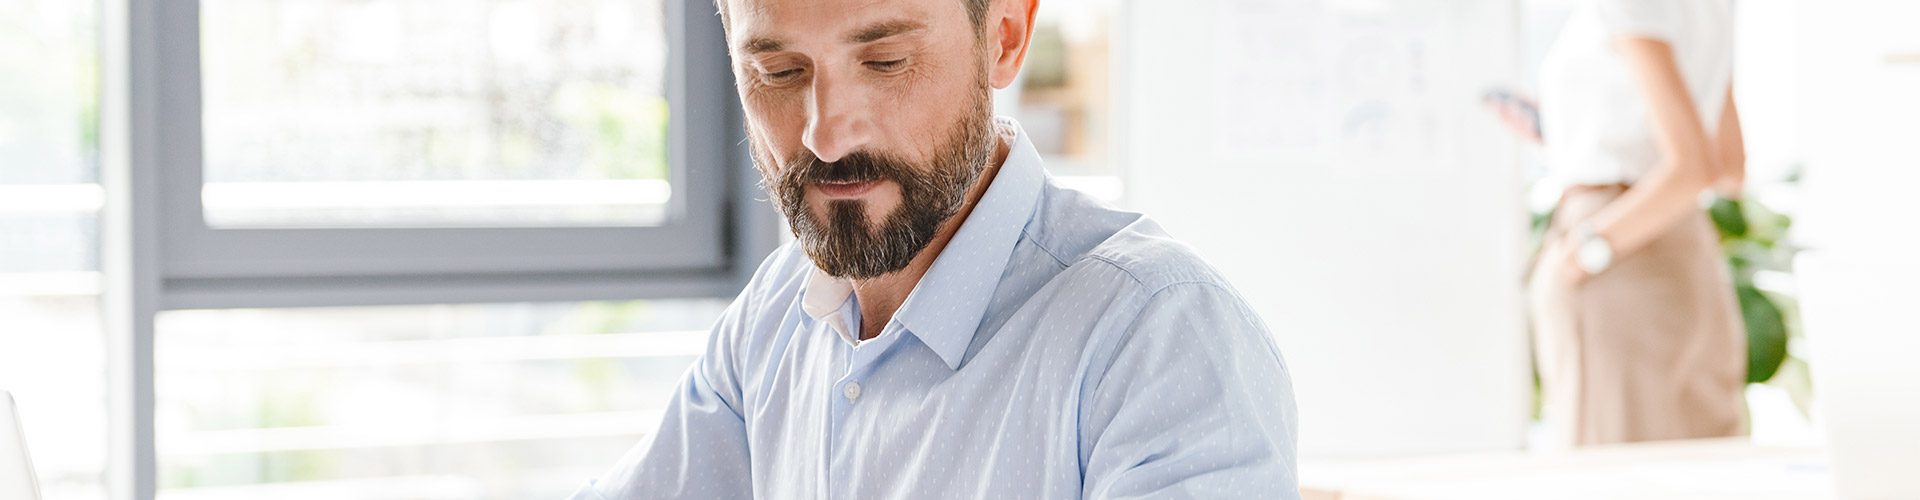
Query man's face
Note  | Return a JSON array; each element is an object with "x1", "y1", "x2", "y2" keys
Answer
[{"x1": 726, "y1": 0, "x2": 998, "y2": 280}]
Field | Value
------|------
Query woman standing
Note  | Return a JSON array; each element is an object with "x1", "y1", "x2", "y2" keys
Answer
[{"x1": 1509, "y1": 0, "x2": 1749, "y2": 447}]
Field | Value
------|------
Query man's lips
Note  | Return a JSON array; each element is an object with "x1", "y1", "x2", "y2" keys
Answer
[{"x1": 813, "y1": 180, "x2": 883, "y2": 198}]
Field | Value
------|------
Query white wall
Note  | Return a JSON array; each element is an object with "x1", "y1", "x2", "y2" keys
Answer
[
  {"x1": 1793, "y1": 0, "x2": 1920, "y2": 497},
  {"x1": 1120, "y1": 0, "x2": 1531, "y2": 457}
]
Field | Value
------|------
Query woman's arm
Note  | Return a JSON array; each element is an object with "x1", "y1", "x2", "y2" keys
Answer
[
  {"x1": 1713, "y1": 86, "x2": 1746, "y2": 198},
  {"x1": 1557, "y1": 37, "x2": 1722, "y2": 281}
]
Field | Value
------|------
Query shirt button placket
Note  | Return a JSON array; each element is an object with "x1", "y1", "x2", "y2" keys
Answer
[{"x1": 843, "y1": 381, "x2": 862, "y2": 401}]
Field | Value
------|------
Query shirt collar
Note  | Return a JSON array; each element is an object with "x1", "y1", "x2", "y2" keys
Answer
[{"x1": 799, "y1": 116, "x2": 1046, "y2": 369}]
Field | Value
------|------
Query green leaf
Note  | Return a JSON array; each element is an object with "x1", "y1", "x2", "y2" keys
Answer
[
  {"x1": 1710, "y1": 197, "x2": 1750, "y2": 239},
  {"x1": 1739, "y1": 284, "x2": 1789, "y2": 383}
]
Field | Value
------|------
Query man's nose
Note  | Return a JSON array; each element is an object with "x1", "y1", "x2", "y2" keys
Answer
[{"x1": 801, "y1": 68, "x2": 875, "y2": 163}]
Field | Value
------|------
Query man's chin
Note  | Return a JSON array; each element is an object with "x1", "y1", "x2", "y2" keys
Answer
[{"x1": 807, "y1": 199, "x2": 895, "y2": 228}]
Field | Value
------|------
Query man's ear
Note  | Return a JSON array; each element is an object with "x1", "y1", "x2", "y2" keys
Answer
[{"x1": 987, "y1": 0, "x2": 1039, "y2": 90}]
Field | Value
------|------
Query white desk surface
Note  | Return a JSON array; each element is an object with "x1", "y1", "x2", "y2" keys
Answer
[{"x1": 1299, "y1": 438, "x2": 1834, "y2": 500}]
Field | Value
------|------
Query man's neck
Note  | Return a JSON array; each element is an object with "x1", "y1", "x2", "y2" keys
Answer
[{"x1": 849, "y1": 127, "x2": 1014, "y2": 341}]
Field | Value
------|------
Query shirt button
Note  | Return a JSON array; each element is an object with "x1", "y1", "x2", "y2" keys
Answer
[{"x1": 843, "y1": 382, "x2": 862, "y2": 401}]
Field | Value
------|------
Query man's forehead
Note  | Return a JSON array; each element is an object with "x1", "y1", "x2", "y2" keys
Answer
[{"x1": 726, "y1": 0, "x2": 958, "y2": 51}]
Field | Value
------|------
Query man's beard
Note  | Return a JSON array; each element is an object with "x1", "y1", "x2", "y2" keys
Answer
[{"x1": 752, "y1": 85, "x2": 996, "y2": 280}]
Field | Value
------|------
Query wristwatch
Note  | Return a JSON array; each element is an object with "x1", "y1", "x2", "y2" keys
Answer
[{"x1": 1573, "y1": 223, "x2": 1613, "y2": 275}]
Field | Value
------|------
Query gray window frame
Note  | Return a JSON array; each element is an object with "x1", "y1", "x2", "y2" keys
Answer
[{"x1": 144, "y1": 0, "x2": 770, "y2": 310}]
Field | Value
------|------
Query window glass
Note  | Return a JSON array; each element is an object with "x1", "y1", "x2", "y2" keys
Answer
[
  {"x1": 154, "y1": 299, "x2": 727, "y2": 500},
  {"x1": 199, "y1": 0, "x2": 671, "y2": 228}
]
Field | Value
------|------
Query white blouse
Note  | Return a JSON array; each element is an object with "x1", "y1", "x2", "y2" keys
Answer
[{"x1": 1538, "y1": 0, "x2": 1733, "y2": 186}]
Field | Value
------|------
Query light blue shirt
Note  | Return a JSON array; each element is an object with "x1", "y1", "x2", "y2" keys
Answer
[{"x1": 571, "y1": 119, "x2": 1299, "y2": 499}]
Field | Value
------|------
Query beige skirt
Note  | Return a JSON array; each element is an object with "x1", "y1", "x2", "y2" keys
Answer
[{"x1": 1527, "y1": 184, "x2": 1747, "y2": 447}]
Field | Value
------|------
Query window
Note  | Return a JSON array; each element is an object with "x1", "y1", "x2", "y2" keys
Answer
[
  {"x1": 0, "y1": 0, "x2": 110, "y2": 499},
  {"x1": 71, "y1": 1, "x2": 773, "y2": 499},
  {"x1": 149, "y1": 0, "x2": 763, "y2": 310},
  {"x1": 153, "y1": 299, "x2": 726, "y2": 500}
]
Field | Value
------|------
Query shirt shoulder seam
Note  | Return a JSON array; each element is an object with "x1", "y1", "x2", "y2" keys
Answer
[
  {"x1": 1021, "y1": 227, "x2": 1073, "y2": 269},
  {"x1": 1084, "y1": 253, "x2": 1227, "y2": 296}
]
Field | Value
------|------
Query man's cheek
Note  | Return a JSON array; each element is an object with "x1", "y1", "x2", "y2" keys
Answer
[{"x1": 746, "y1": 93, "x2": 807, "y2": 135}]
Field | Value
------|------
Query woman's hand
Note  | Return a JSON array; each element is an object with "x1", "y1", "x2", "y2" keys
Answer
[
  {"x1": 1549, "y1": 236, "x2": 1593, "y2": 288},
  {"x1": 1482, "y1": 90, "x2": 1544, "y2": 145}
]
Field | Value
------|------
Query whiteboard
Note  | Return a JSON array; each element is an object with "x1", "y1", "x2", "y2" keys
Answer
[{"x1": 1119, "y1": 0, "x2": 1532, "y2": 457}]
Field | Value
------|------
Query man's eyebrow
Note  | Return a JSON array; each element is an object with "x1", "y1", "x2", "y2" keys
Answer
[
  {"x1": 738, "y1": 20, "x2": 925, "y2": 54},
  {"x1": 742, "y1": 36, "x2": 786, "y2": 55},
  {"x1": 847, "y1": 20, "x2": 926, "y2": 44}
]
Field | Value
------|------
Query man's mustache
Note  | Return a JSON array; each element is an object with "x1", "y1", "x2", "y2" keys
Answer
[{"x1": 784, "y1": 151, "x2": 914, "y2": 186}]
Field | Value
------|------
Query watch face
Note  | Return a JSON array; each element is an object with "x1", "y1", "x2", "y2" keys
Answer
[{"x1": 1577, "y1": 238, "x2": 1612, "y2": 274}]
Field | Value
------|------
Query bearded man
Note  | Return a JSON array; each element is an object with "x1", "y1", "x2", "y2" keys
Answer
[{"x1": 569, "y1": 0, "x2": 1299, "y2": 497}]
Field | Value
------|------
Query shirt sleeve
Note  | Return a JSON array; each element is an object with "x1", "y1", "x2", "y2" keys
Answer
[
  {"x1": 566, "y1": 292, "x2": 756, "y2": 500},
  {"x1": 1079, "y1": 282, "x2": 1300, "y2": 500},
  {"x1": 1594, "y1": 0, "x2": 1683, "y2": 42}
]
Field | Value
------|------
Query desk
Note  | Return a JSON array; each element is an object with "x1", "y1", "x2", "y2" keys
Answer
[{"x1": 1300, "y1": 438, "x2": 1834, "y2": 500}]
